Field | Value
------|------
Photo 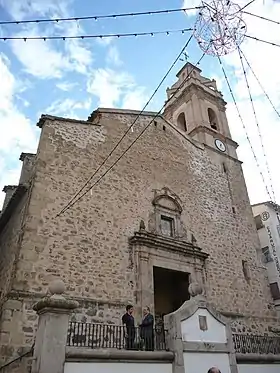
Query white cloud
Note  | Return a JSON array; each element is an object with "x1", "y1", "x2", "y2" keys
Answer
[
  {"x1": 2, "y1": 0, "x2": 93, "y2": 79},
  {"x1": 45, "y1": 97, "x2": 92, "y2": 118},
  {"x1": 122, "y1": 88, "x2": 148, "y2": 110},
  {"x1": 56, "y1": 81, "x2": 77, "y2": 91},
  {"x1": 0, "y1": 54, "x2": 38, "y2": 207},
  {"x1": 87, "y1": 68, "x2": 148, "y2": 109},
  {"x1": 182, "y1": 0, "x2": 201, "y2": 16},
  {"x1": 96, "y1": 37, "x2": 114, "y2": 47},
  {"x1": 107, "y1": 45, "x2": 122, "y2": 67},
  {"x1": 0, "y1": 0, "x2": 71, "y2": 20},
  {"x1": 10, "y1": 31, "x2": 72, "y2": 79}
]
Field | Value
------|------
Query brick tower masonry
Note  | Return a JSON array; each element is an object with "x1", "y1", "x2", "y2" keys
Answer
[{"x1": 0, "y1": 63, "x2": 278, "y2": 365}]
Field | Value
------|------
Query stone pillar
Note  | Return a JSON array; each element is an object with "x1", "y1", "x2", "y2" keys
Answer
[{"x1": 31, "y1": 280, "x2": 78, "y2": 373}]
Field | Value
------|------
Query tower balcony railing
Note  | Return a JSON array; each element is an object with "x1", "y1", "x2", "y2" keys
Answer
[
  {"x1": 233, "y1": 334, "x2": 280, "y2": 355},
  {"x1": 67, "y1": 322, "x2": 167, "y2": 351}
]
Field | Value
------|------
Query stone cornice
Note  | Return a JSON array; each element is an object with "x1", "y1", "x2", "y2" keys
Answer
[
  {"x1": 0, "y1": 184, "x2": 27, "y2": 233},
  {"x1": 19, "y1": 152, "x2": 36, "y2": 161},
  {"x1": 165, "y1": 82, "x2": 227, "y2": 114},
  {"x1": 188, "y1": 126, "x2": 239, "y2": 148},
  {"x1": 37, "y1": 114, "x2": 100, "y2": 129},
  {"x1": 129, "y1": 230, "x2": 209, "y2": 260},
  {"x1": 88, "y1": 107, "x2": 158, "y2": 121},
  {"x1": 203, "y1": 143, "x2": 242, "y2": 164}
]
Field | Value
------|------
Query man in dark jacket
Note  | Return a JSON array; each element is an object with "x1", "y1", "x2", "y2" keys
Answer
[
  {"x1": 122, "y1": 304, "x2": 135, "y2": 350},
  {"x1": 140, "y1": 306, "x2": 154, "y2": 351}
]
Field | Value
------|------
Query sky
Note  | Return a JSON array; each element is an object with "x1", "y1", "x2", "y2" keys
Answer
[{"x1": 0, "y1": 0, "x2": 280, "y2": 208}]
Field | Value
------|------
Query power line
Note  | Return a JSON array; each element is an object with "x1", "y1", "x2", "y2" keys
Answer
[
  {"x1": 216, "y1": 54, "x2": 273, "y2": 202},
  {"x1": 0, "y1": 28, "x2": 193, "y2": 41},
  {"x1": 245, "y1": 35, "x2": 280, "y2": 48},
  {"x1": 239, "y1": 0, "x2": 257, "y2": 12},
  {"x1": 237, "y1": 46, "x2": 276, "y2": 203},
  {"x1": 56, "y1": 49, "x2": 207, "y2": 217},
  {"x1": 243, "y1": 11, "x2": 280, "y2": 26},
  {"x1": 56, "y1": 34, "x2": 194, "y2": 217},
  {"x1": 239, "y1": 48, "x2": 280, "y2": 120},
  {"x1": 0, "y1": 6, "x2": 203, "y2": 26}
]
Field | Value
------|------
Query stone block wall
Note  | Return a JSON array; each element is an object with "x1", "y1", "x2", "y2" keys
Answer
[
  {"x1": 9, "y1": 114, "x2": 277, "y2": 320},
  {"x1": 0, "y1": 296, "x2": 36, "y2": 367}
]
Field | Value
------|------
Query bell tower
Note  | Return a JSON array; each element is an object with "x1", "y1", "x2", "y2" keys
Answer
[{"x1": 163, "y1": 62, "x2": 238, "y2": 159}]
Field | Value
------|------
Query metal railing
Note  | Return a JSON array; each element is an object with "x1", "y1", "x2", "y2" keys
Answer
[
  {"x1": 67, "y1": 322, "x2": 167, "y2": 351},
  {"x1": 233, "y1": 334, "x2": 280, "y2": 355}
]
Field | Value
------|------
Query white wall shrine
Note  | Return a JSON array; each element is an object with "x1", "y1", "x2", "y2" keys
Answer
[{"x1": 164, "y1": 282, "x2": 237, "y2": 373}]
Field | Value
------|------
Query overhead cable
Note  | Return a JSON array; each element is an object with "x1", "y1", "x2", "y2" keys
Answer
[
  {"x1": 245, "y1": 35, "x2": 280, "y2": 48},
  {"x1": 239, "y1": 48, "x2": 280, "y2": 120},
  {"x1": 243, "y1": 11, "x2": 280, "y2": 26},
  {"x1": 56, "y1": 34, "x2": 194, "y2": 217},
  {"x1": 239, "y1": 0, "x2": 257, "y2": 12},
  {"x1": 56, "y1": 46, "x2": 207, "y2": 217}
]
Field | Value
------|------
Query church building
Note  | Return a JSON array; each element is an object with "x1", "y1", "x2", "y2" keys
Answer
[{"x1": 0, "y1": 63, "x2": 279, "y2": 365}]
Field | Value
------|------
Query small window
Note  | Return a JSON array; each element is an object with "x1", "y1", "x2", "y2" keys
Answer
[
  {"x1": 242, "y1": 260, "x2": 250, "y2": 282},
  {"x1": 207, "y1": 108, "x2": 218, "y2": 130},
  {"x1": 270, "y1": 282, "x2": 280, "y2": 300},
  {"x1": 160, "y1": 215, "x2": 174, "y2": 237},
  {"x1": 177, "y1": 112, "x2": 187, "y2": 132},
  {"x1": 262, "y1": 246, "x2": 273, "y2": 263}
]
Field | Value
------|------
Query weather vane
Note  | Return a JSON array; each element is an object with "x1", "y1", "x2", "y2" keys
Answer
[{"x1": 193, "y1": 0, "x2": 247, "y2": 56}]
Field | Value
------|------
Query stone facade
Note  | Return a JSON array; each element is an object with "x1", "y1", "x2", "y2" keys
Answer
[{"x1": 0, "y1": 63, "x2": 279, "y2": 369}]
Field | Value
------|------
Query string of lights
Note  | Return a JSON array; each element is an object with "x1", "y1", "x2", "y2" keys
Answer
[
  {"x1": 0, "y1": 28, "x2": 193, "y2": 42},
  {"x1": 56, "y1": 34, "x2": 194, "y2": 217},
  {"x1": 55, "y1": 50, "x2": 207, "y2": 217},
  {"x1": 239, "y1": 48, "x2": 280, "y2": 120},
  {"x1": 242, "y1": 11, "x2": 280, "y2": 26},
  {"x1": 237, "y1": 46, "x2": 276, "y2": 202},
  {"x1": 245, "y1": 35, "x2": 280, "y2": 48},
  {"x1": 0, "y1": 6, "x2": 202, "y2": 26},
  {"x1": 216, "y1": 54, "x2": 273, "y2": 202}
]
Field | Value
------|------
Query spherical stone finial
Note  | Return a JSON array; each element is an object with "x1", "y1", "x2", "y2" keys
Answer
[
  {"x1": 49, "y1": 279, "x2": 65, "y2": 295},
  {"x1": 188, "y1": 282, "x2": 204, "y2": 298}
]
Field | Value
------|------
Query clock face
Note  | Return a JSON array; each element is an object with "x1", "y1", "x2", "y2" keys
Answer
[{"x1": 215, "y1": 139, "x2": 226, "y2": 152}]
